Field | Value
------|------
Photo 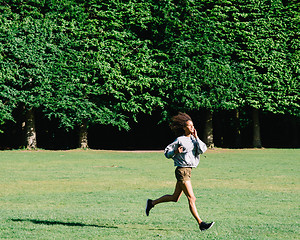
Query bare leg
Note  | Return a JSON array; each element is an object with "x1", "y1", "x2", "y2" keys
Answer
[
  {"x1": 152, "y1": 181, "x2": 183, "y2": 206},
  {"x1": 179, "y1": 180, "x2": 202, "y2": 224}
]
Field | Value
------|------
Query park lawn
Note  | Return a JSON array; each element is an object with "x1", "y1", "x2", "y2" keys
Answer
[{"x1": 0, "y1": 149, "x2": 299, "y2": 239}]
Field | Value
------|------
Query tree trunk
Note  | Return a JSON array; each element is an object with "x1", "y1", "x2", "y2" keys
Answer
[
  {"x1": 252, "y1": 108, "x2": 262, "y2": 148},
  {"x1": 79, "y1": 120, "x2": 88, "y2": 149},
  {"x1": 25, "y1": 108, "x2": 37, "y2": 150},
  {"x1": 203, "y1": 110, "x2": 214, "y2": 148},
  {"x1": 234, "y1": 109, "x2": 242, "y2": 148}
]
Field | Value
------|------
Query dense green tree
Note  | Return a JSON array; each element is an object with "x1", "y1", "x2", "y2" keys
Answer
[
  {"x1": 150, "y1": 0, "x2": 245, "y2": 147},
  {"x1": 0, "y1": 0, "x2": 164, "y2": 148},
  {"x1": 233, "y1": 0, "x2": 300, "y2": 147},
  {"x1": 0, "y1": 2, "x2": 56, "y2": 148},
  {"x1": 0, "y1": 0, "x2": 298, "y2": 149},
  {"x1": 44, "y1": 0, "x2": 164, "y2": 148},
  {"x1": 152, "y1": 0, "x2": 299, "y2": 148}
]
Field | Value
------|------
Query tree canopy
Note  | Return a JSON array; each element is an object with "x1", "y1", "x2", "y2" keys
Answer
[{"x1": 0, "y1": 0, "x2": 299, "y2": 149}]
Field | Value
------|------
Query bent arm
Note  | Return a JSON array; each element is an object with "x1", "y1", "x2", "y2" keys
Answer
[{"x1": 164, "y1": 139, "x2": 179, "y2": 159}]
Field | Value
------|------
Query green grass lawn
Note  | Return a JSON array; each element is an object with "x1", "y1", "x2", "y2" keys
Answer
[{"x1": 0, "y1": 149, "x2": 299, "y2": 239}]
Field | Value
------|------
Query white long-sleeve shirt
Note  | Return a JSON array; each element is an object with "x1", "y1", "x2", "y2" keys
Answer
[{"x1": 164, "y1": 135, "x2": 207, "y2": 168}]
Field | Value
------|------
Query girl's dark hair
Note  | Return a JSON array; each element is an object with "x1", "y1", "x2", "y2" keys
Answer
[{"x1": 170, "y1": 112, "x2": 192, "y2": 136}]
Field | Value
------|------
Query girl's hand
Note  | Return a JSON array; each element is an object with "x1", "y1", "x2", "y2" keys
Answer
[
  {"x1": 175, "y1": 146, "x2": 184, "y2": 154},
  {"x1": 192, "y1": 129, "x2": 198, "y2": 138}
]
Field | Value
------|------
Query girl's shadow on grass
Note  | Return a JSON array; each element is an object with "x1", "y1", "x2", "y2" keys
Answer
[{"x1": 11, "y1": 218, "x2": 118, "y2": 229}]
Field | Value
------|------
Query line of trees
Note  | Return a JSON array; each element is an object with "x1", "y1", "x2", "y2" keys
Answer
[{"x1": 0, "y1": 0, "x2": 299, "y2": 150}]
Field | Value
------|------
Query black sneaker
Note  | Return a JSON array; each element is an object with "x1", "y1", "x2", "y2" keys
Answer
[
  {"x1": 199, "y1": 221, "x2": 215, "y2": 231},
  {"x1": 145, "y1": 199, "x2": 154, "y2": 216}
]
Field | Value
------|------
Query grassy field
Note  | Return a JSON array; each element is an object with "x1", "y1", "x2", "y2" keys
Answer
[{"x1": 0, "y1": 149, "x2": 299, "y2": 239}]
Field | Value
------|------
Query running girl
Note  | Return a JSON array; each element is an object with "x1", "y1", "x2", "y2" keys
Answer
[{"x1": 145, "y1": 112, "x2": 214, "y2": 231}]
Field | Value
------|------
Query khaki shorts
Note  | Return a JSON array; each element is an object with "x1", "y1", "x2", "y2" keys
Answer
[{"x1": 175, "y1": 167, "x2": 192, "y2": 182}]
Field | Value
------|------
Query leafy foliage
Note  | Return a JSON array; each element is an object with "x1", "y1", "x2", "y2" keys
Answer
[
  {"x1": 0, "y1": 0, "x2": 165, "y2": 132},
  {"x1": 233, "y1": 0, "x2": 300, "y2": 116},
  {"x1": 153, "y1": 0, "x2": 299, "y2": 117},
  {"x1": 0, "y1": 0, "x2": 298, "y2": 146}
]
